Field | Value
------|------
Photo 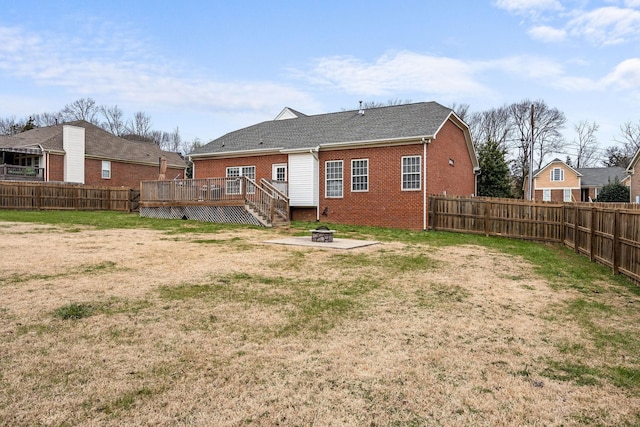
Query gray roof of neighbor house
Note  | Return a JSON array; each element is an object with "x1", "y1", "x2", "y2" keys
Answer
[
  {"x1": 576, "y1": 166, "x2": 627, "y2": 187},
  {"x1": 0, "y1": 120, "x2": 186, "y2": 168},
  {"x1": 190, "y1": 102, "x2": 461, "y2": 156}
]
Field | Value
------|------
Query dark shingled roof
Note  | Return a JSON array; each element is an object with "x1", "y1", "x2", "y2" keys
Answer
[
  {"x1": 576, "y1": 166, "x2": 627, "y2": 187},
  {"x1": 191, "y1": 102, "x2": 456, "y2": 155},
  {"x1": 0, "y1": 120, "x2": 186, "y2": 168}
]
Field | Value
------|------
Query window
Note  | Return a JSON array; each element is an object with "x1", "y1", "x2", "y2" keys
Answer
[
  {"x1": 543, "y1": 189, "x2": 551, "y2": 201},
  {"x1": 273, "y1": 164, "x2": 287, "y2": 182},
  {"x1": 351, "y1": 159, "x2": 368, "y2": 192},
  {"x1": 325, "y1": 160, "x2": 343, "y2": 198},
  {"x1": 402, "y1": 156, "x2": 421, "y2": 190},
  {"x1": 226, "y1": 166, "x2": 255, "y2": 194},
  {"x1": 101, "y1": 161, "x2": 111, "y2": 179},
  {"x1": 564, "y1": 188, "x2": 572, "y2": 202},
  {"x1": 550, "y1": 168, "x2": 564, "y2": 182}
]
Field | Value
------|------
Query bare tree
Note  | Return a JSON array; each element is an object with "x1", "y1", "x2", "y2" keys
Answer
[
  {"x1": 0, "y1": 116, "x2": 25, "y2": 135},
  {"x1": 165, "y1": 127, "x2": 182, "y2": 152},
  {"x1": 570, "y1": 120, "x2": 600, "y2": 168},
  {"x1": 32, "y1": 112, "x2": 64, "y2": 127},
  {"x1": 126, "y1": 111, "x2": 152, "y2": 138},
  {"x1": 60, "y1": 98, "x2": 99, "y2": 124},
  {"x1": 507, "y1": 99, "x2": 566, "y2": 197},
  {"x1": 449, "y1": 102, "x2": 471, "y2": 122},
  {"x1": 468, "y1": 106, "x2": 512, "y2": 149},
  {"x1": 361, "y1": 99, "x2": 412, "y2": 109},
  {"x1": 99, "y1": 105, "x2": 126, "y2": 136}
]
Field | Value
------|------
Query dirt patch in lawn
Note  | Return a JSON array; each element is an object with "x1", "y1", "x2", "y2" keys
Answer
[{"x1": 0, "y1": 221, "x2": 639, "y2": 426}]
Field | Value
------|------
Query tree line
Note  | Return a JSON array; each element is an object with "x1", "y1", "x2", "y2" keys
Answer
[
  {"x1": 451, "y1": 100, "x2": 640, "y2": 199},
  {"x1": 0, "y1": 97, "x2": 202, "y2": 156}
]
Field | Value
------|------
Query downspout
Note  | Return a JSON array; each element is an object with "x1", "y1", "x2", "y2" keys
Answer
[
  {"x1": 422, "y1": 137, "x2": 430, "y2": 231},
  {"x1": 310, "y1": 146, "x2": 320, "y2": 221}
]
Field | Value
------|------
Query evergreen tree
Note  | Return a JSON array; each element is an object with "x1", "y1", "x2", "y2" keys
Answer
[
  {"x1": 477, "y1": 139, "x2": 513, "y2": 198},
  {"x1": 596, "y1": 177, "x2": 630, "y2": 202}
]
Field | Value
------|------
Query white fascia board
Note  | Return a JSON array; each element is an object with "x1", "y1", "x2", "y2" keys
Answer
[
  {"x1": 189, "y1": 148, "x2": 284, "y2": 159},
  {"x1": 318, "y1": 135, "x2": 432, "y2": 151}
]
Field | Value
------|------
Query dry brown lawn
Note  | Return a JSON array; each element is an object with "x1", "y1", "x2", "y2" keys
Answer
[{"x1": 0, "y1": 221, "x2": 639, "y2": 426}]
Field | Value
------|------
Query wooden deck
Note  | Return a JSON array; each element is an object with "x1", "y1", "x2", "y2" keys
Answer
[{"x1": 139, "y1": 177, "x2": 290, "y2": 227}]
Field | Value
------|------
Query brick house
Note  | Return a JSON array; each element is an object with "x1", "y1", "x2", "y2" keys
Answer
[
  {"x1": 189, "y1": 102, "x2": 479, "y2": 230},
  {"x1": 526, "y1": 158, "x2": 628, "y2": 202},
  {"x1": 626, "y1": 149, "x2": 640, "y2": 203},
  {"x1": 0, "y1": 120, "x2": 186, "y2": 187}
]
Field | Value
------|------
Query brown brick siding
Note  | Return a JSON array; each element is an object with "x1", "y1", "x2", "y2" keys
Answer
[
  {"x1": 191, "y1": 119, "x2": 476, "y2": 230},
  {"x1": 85, "y1": 159, "x2": 184, "y2": 188},
  {"x1": 534, "y1": 188, "x2": 580, "y2": 202},
  {"x1": 47, "y1": 155, "x2": 184, "y2": 188},
  {"x1": 193, "y1": 154, "x2": 288, "y2": 180},
  {"x1": 631, "y1": 173, "x2": 640, "y2": 203},
  {"x1": 48, "y1": 154, "x2": 64, "y2": 181}
]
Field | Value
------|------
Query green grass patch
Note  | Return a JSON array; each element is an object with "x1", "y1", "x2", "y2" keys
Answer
[
  {"x1": 158, "y1": 272, "x2": 380, "y2": 336},
  {"x1": 329, "y1": 251, "x2": 441, "y2": 273},
  {"x1": 0, "y1": 261, "x2": 122, "y2": 286},
  {"x1": 542, "y1": 360, "x2": 601, "y2": 386},
  {"x1": 416, "y1": 283, "x2": 470, "y2": 309},
  {"x1": 54, "y1": 303, "x2": 94, "y2": 320}
]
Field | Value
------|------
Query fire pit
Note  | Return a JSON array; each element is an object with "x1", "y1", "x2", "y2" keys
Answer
[{"x1": 310, "y1": 225, "x2": 336, "y2": 242}]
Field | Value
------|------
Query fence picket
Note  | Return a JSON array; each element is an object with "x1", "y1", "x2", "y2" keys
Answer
[{"x1": 429, "y1": 195, "x2": 640, "y2": 283}]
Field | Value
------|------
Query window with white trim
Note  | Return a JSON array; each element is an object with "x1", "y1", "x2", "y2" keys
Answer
[
  {"x1": 325, "y1": 160, "x2": 343, "y2": 198},
  {"x1": 542, "y1": 189, "x2": 551, "y2": 201},
  {"x1": 563, "y1": 188, "x2": 572, "y2": 202},
  {"x1": 351, "y1": 159, "x2": 368, "y2": 192},
  {"x1": 402, "y1": 156, "x2": 421, "y2": 190},
  {"x1": 550, "y1": 167, "x2": 564, "y2": 182},
  {"x1": 101, "y1": 160, "x2": 111, "y2": 179},
  {"x1": 226, "y1": 166, "x2": 256, "y2": 194},
  {"x1": 273, "y1": 164, "x2": 287, "y2": 181}
]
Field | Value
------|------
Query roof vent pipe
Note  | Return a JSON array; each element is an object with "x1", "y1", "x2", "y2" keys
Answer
[{"x1": 358, "y1": 101, "x2": 364, "y2": 115}]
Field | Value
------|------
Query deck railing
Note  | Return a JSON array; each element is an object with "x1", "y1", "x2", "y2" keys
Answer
[
  {"x1": 140, "y1": 177, "x2": 290, "y2": 225},
  {"x1": 0, "y1": 164, "x2": 45, "y2": 181}
]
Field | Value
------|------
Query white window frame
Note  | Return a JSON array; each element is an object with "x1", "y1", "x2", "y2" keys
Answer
[
  {"x1": 226, "y1": 165, "x2": 256, "y2": 194},
  {"x1": 325, "y1": 160, "x2": 343, "y2": 198},
  {"x1": 101, "y1": 160, "x2": 111, "y2": 179},
  {"x1": 351, "y1": 159, "x2": 369, "y2": 192},
  {"x1": 563, "y1": 188, "x2": 572, "y2": 202},
  {"x1": 543, "y1": 189, "x2": 551, "y2": 201},
  {"x1": 272, "y1": 164, "x2": 287, "y2": 182},
  {"x1": 402, "y1": 156, "x2": 421, "y2": 191},
  {"x1": 550, "y1": 168, "x2": 564, "y2": 182}
]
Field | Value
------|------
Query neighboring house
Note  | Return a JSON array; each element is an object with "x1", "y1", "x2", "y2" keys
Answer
[
  {"x1": 626, "y1": 149, "x2": 640, "y2": 203},
  {"x1": 0, "y1": 120, "x2": 186, "y2": 187},
  {"x1": 189, "y1": 102, "x2": 479, "y2": 230},
  {"x1": 526, "y1": 158, "x2": 628, "y2": 202}
]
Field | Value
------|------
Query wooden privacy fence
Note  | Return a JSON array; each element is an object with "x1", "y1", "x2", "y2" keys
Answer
[
  {"x1": 0, "y1": 181, "x2": 138, "y2": 212},
  {"x1": 429, "y1": 196, "x2": 640, "y2": 282}
]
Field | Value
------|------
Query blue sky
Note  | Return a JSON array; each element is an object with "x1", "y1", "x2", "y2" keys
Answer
[{"x1": 1, "y1": 0, "x2": 639, "y2": 159}]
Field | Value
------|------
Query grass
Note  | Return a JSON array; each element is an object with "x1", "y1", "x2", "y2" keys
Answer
[{"x1": 2, "y1": 210, "x2": 640, "y2": 425}]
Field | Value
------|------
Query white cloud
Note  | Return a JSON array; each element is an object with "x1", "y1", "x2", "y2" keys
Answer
[
  {"x1": 567, "y1": 6, "x2": 640, "y2": 45},
  {"x1": 494, "y1": 0, "x2": 563, "y2": 13},
  {"x1": 528, "y1": 25, "x2": 567, "y2": 42},
  {"x1": 298, "y1": 51, "x2": 488, "y2": 97},
  {"x1": 0, "y1": 24, "x2": 314, "y2": 114},
  {"x1": 601, "y1": 58, "x2": 640, "y2": 89}
]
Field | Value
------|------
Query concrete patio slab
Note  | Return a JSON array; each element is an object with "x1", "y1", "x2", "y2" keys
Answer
[{"x1": 264, "y1": 236, "x2": 379, "y2": 250}]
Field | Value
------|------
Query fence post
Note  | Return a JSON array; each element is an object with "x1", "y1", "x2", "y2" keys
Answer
[
  {"x1": 560, "y1": 204, "x2": 565, "y2": 244},
  {"x1": 574, "y1": 205, "x2": 580, "y2": 254},
  {"x1": 431, "y1": 196, "x2": 437, "y2": 231},
  {"x1": 590, "y1": 207, "x2": 596, "y2": 262},
  {"x1": 484, "y1": 199, "x2": 490, "y2": 237},
  {"x1": 613, "y1": 209, "x2": 619, "y2": 275}
]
